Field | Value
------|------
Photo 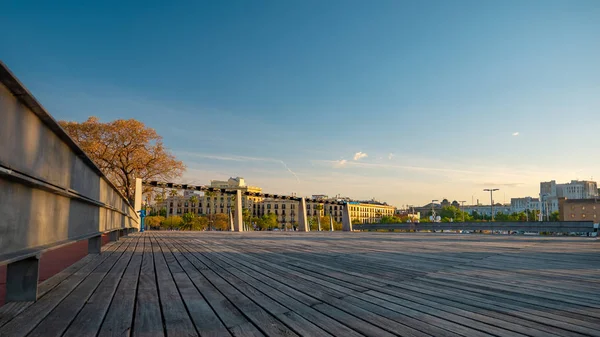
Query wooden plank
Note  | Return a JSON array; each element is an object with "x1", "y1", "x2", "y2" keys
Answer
[
  {"x1": 132, "y1": 236, "x2": 164, "y2": 337},
  {"x1": 198, "y1": 238, "x2": 491, "y2": 337},
  {"x1": 219, "y1": 232, "x2": 596, "y2": 334},
  {"x1": 27, "y1": 238, "x2": 135, "y2": 337},
  {"x1": 61, "y1": 236, "x2": 140, "y2": 337},
  {"x1": 169, "y1": 239, "x2": 333, "y2": 337},
  {"x1": 149, "y1": 236, "x2": 198, "y2": 337},
  {"x1": 0, "y1": 239, "x2": 126, "y2": 337},
  {"x1": 168, "y1": 239, "x2": 299, "y2": 337},
  {"x1": 97, "y1": 234, "x2": 145, "y2": 337},
  {"x1": 161, "y1": 237, "x2": 256, "y2": 332},
  {"x1": 174, "y1": 239, "x2": 364, "y2": 337},
  {"x1": 192, "y1": 238, "x2": 461, "y2": 337},
  {"x1": 153, "y1": 235, "x2": 231, "y2": 337}
]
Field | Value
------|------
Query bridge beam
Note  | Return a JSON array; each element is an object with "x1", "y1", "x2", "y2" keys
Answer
[
  {"x1": 234, "y1": 190, "x2": 243, "y2": 231},
  {"x1": 109, "y1": 230, "x2": 120, "y2": 242},
  {"x1": 88, "y1": 235, "x2": 102, "y2": 254},
  {"x1": 342, "y1": 204, "x2": 353, "y2": 231},
  {"x1": 297, "y1": 198, "x2": 309, "y2": 232},
  {"x1": 6, "y1": 256, "x2": 40, "y2": 302}
]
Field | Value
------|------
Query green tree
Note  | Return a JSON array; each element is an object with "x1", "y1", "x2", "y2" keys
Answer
[
  {"x1": 189, "y1": 195, "x2": 199, "y2": 210},
  {"x1": 181, "y1": 212, "x2": 197, "y2": 230},
  {"x1": 242, "y1": 208, "x2": 252, "y2": 226},
  {"x1": 213, "y1": 213, "x2": 230, "y2": 231},
  {"x1": 163, "y1": 216, "x2": 183, "y2": 230},
  {"x1": 145, "y1": 216, "x2": 165, "y2": 230},
  {"x1": 179, "y1": 213, "x2": 208, "y2": 231},
  {"x1": 549, "y1": 211, "x2": 560, "y2": 222},
  {"x1": 380, "y1": 215, "x2": 401, "y2": 223},
  {"x1": 257, "y1": 214, "x2": 278, "y2": 231}
]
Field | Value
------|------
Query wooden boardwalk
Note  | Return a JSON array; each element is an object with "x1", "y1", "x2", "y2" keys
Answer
[{"x1": 1, "y1": 232, "x2": 599, "y2": 337}]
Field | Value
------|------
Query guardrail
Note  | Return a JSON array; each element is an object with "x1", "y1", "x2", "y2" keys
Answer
[
  {"x1": 353, "y1": 221, "x2": 598, "y2": 234},
  {"x1": 0, "y1": 61, "x2": 139, "y2": 302}
]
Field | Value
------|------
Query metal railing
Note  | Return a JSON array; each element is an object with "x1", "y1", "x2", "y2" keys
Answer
[
  {"x1": 0, "y1": 61, "x2": 139, "y2": 302},
  {"x1": 354, "y1": 221, "x2": 598, "y2": 235}
]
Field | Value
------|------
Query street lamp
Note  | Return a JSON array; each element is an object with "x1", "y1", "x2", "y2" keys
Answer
[
  {"x1": 483, "y1": 189, "x2": 499, "y2": 221},
  {"x1": 431, "y1": 200, "x2": 438, "y2": 221}
]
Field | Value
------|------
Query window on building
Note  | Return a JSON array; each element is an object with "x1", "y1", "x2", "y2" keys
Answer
[
  {"x1": 275, "y1": 204, "x2": 279, "y2": 209},
  {"x1": 267, "y1": 204, "x2": 271, "y2": 209},
  {"x1": 291, "y1": 204, "x2": 295, "y2": 209},
  {"x1": 282, "y1": 204, "x2": 286, "y2": 209}
]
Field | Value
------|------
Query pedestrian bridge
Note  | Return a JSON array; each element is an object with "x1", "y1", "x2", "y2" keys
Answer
[
  {"x1": 2, "y1": 61, "x2": 600, "y2": 336},
  {"x1": 2, "y1": 231, "x2": 600, "y2": 337}
]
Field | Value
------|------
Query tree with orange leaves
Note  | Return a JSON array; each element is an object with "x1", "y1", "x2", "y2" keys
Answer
[{"x1": 59, "y1": 117, "x2": 185, "y2": 203}]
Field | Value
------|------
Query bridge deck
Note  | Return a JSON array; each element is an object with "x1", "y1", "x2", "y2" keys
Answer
[{"x1": 1, "y1": 232, "x2": 599, "y2": 337}]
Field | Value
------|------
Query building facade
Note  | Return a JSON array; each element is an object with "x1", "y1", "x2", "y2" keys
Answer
[
  {"x1": 155, "y1": 178, "x2": 395, "y2": 225},
  {"x1": 510, "y1": 197, "x2": 540, "y2": 213},
  {"x1": 558, "y1": 199, "x2": 600, "y2": 222},
  {"x1": 158, "y1": 177, "x2": 264, "y2": 217},
  {"x1": 461, "y1": 204, "x2": 511, "y2": 217},
  {"x1": 540, "y1": 180, "x2": 598, "y2": 213}
]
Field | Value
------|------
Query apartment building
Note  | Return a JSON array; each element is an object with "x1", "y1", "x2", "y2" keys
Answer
[{"x1": 156, "y1": 178, "x2": 396, "y2": 225}]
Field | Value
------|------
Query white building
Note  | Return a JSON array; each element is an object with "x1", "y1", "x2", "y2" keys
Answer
[
  {"x1": 539, "y1": 180, "x2": 598, "y2": 213},
  {"x1": 462, "y1": 204, "x2": 511, "y2": 217},
  {"x1": 510, "y1": 197, "x2": 540, "y2": 213}
]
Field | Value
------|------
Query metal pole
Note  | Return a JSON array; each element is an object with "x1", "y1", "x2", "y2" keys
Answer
[
  {"x1": 490, "y1": 191, "x2": 494, "y2": 221},
  {"x1": 484, "y1": 189, "x2": 499, "y2": 221}
]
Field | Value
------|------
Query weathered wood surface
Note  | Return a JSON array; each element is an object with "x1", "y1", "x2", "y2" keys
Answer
[{"x1": 1, "y1": 232, "x2": 599, "y2": 337}]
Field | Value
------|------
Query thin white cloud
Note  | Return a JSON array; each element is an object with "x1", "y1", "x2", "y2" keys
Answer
[
  {"x1": 314, "y1": 159, "x2": 477, "y2": 175},
  {"x1": 334, "y1": 159, "x2": 348, "y2": 168},
  {"x1": 388, "y1": 153, "x2": 394, "y2": 160},
  {"x1": 178, "y1": 151, "x2": 300, "y2": 183},
  {"x1": 353, "y1": 152, "x2": 368, "y2": 161},
  {"x1": 512, "y1": 132, "x2": 519, "y2": 136}
]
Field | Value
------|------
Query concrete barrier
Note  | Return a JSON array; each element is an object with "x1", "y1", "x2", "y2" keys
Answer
[{"x1": 354, "y1": 221, "x2": 597, "y2": 234}]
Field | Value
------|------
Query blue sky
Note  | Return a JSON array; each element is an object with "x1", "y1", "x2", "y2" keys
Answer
[{"x1": 2, "y1": 0, "x2": 599, "y2": 206}]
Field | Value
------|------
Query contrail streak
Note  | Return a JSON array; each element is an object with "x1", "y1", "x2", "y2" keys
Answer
[{"x1": 279, "y1": 160, "x2": 300, "y2": 183}]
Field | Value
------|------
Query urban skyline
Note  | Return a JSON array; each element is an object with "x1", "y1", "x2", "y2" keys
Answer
[{"x1": 2, "y1": 1, "x2": 599, "y2": 207}]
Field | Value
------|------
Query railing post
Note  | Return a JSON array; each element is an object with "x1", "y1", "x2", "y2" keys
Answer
[
  {"x1": 342, "y1": 203, "x2": 353, "y2": 232},
  {"x1": 109, "y1": 230, "x2": 120, "y2": 242},
  {"x1": 234, "y1": 190, "x2": 244, "y2": 231},
  {"x1": 6, "y1": 256, "x2": 40, "y2": 302},
  {"x1": 134, "y1": 178, "x2": 143, "y2": 231},
  {"x1": 297, "y1": 198, "x2": 309, "y2": 231},
  {"x1": 88, "y1": 235, "x2": 102, "y2": 254}
]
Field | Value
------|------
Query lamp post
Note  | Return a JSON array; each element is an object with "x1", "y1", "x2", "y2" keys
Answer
[
  {"x1": 483, "y1": 188, "x2": 499, "y2": 221},
  {"x1": 431, "y1": 200, "x2": 438, "y2": 222},
  {"x1": 459, "y1": 200, "x2": 466, "y2": 222}
]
